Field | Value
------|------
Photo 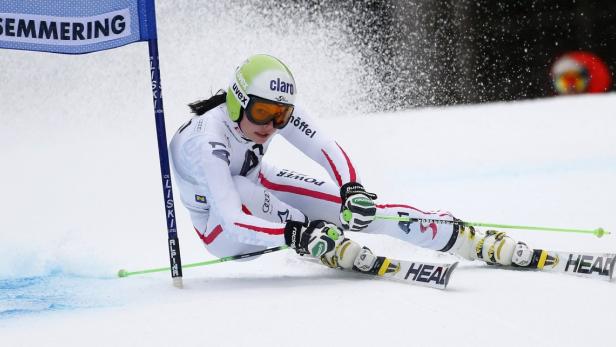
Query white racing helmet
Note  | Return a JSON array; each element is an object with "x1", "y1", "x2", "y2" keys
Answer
[{"x1": 226, "y1": 54, "x2": 296, "y2": 128}]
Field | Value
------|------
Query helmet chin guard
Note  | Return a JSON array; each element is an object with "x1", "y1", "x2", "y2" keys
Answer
[{"x1": 226, "y1": 54, "x2": 296, "y2": 122}]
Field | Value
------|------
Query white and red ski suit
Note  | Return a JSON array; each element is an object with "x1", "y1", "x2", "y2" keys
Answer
[{"x1": 170, "y1": 103, "x2": 457, "y2": 258}]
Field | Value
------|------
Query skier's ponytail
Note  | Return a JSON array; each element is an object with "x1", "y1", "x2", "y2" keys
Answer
[{"x1": 188, "y1": 90, "x2": 226, "y2": 116}]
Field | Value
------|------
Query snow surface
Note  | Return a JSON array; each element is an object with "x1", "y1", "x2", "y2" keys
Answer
[
  {"x1": 1, "y1": 91, "x2": 615, "y2": 346},
  {"x1": 1, "y1": 2, "x2": 615, "y2": 346}
]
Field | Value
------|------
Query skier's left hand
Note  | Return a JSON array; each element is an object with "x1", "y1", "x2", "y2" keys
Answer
[{"x1": 339, "y1": 182, "x2": 377, "y2": 231}]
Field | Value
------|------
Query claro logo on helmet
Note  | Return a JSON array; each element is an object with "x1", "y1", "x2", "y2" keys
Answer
[
  {"x1": 270, "y1": 78, "x2": 294, "y2": 94},
  {"x1": 232, "y1": 83, "x2": 249, "y2": 107}
]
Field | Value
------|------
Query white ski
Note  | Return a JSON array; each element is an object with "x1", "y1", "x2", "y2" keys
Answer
[
  {"x1": 305, "y1": 255, "x2": 458, "y2": 289},
  {"x1": 364, "y1": 256, "x2": 459, "y2": 290},
  {"x1": 510, "y1": 249, "x2": 615, "y2": 281}
]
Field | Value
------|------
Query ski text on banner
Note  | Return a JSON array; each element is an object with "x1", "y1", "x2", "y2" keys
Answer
[{"x1": 0, "y1": 0, "x2": 155, "y2": 54}]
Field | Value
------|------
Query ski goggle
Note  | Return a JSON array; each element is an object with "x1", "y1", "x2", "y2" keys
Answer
[
  {"x1": 554, "y1": 71, "x2": 588, "y2": 94},
  {"x1": 245, "y1": 96, "x2": 294, "y2": 129}
]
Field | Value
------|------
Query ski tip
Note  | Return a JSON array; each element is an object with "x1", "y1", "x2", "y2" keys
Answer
[
  {"x1": 117, "y1": 269, "x2": 129, "y2": 278},
  {"x1": 442, "y1": 261, "x2": 459, "y2": 289}
]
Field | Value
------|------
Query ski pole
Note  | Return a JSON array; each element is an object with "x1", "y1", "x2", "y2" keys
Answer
[
  {"x1": 375, "y1": 215, "x2": 610, "y2": 238},
  {"x1": 118, "y1": 245, "x2": 289, "y2": 278}
]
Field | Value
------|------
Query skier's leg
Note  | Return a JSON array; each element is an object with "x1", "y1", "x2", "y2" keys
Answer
[
  {"x1": 257, "y1": 164, "x2": 341, "y2": 224},
  {"x1": 257, "y1": 164, "x2": 532, "y2": 267},
  {"x1": 257, "y1": 166, "x2": 455, "y2": 251},
  {"x1": 366, "y1": 204, "x2": 532, "y2": 266},
  {"x1": 363, "y1": 204, "x2": 458, "y2": 250},
  {"x1": 189, "y1": 175, "x2": 307, "y2": 259},
  {"x1": 258, "y1": 164, "x2": 454, "y2": 248},
  {"x1": 232, "y1": 175, "x2": 308, "y2": 225}
]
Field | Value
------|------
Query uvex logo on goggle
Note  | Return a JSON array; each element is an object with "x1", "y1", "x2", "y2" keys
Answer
[
  {"x1": 232, "y1": 83, "x2": 249, "y2": 107},
  {"x1": 270, "y1": 78, "x2": 294, "y2": 95}
]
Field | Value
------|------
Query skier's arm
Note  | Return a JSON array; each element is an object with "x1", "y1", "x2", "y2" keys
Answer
[
  {"x1": 279, "y1": 106, "x2": 377, "y2": 230},
  {"x1": 279, "y1": 106, "x2": 359, "y2": 187}
]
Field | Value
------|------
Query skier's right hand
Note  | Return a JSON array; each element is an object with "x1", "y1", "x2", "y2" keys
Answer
[
  {"x1": 339, "y1": 182, "x2": 378, "y2": 231},
  {"x1": 284, "y1": 220, "x2": 343, "y2": 258}
]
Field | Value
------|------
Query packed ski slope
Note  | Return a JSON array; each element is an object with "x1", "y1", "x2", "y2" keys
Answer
[
  {"x1": 1, "y1": 92, "x2": 615, "y2": 346},
  {"x1": 1, "y1": 1, "x2": 615, "y2": 345}
]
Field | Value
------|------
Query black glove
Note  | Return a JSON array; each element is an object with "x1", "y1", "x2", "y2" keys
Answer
[
  {"x1": 284, "y1": 220, "x2": 343, "y2": 258},
  {"x1": 339, "y1": 182, "x2": 377, "y2": 231}
]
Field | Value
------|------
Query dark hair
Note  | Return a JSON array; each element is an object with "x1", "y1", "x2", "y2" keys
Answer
[{"x1": 188, "y1": 90, "x2": 227, "y2": 116}]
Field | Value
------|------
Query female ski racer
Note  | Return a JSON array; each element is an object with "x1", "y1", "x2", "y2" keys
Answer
[{"x1": 169, "y1": 54, "x2": 533, "y2": 274}]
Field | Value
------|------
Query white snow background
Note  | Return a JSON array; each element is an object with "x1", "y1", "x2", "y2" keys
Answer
[{"x1": 1, "y1": 1, "x2": 615, "y2": 346}]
